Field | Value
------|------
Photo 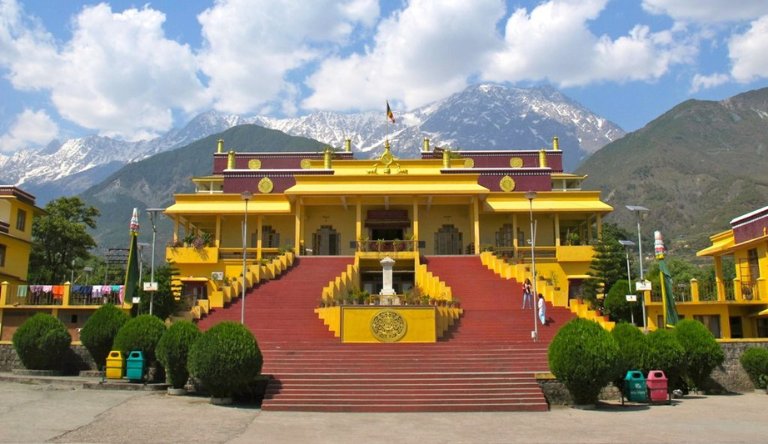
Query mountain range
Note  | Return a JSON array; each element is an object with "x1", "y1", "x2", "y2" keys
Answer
[
  {"x1": 577, "y1": 87, "x2": 768, "y2": 258},
  {"x1": 1, "y1": 83, "x2": 623, "y2": 204}
]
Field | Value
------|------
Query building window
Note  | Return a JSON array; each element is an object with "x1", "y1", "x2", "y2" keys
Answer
[
  {"x1": 16, "y1": 209, "x2": 27, "y2": 231},
  {"x1": 0, "y1": 244, "x2": 5, "y2": 266}
]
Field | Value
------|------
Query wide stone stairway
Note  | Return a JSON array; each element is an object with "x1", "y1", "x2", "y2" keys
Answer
[{"x1": 198, "y1": 256, "x2": 575, "y2": 412}]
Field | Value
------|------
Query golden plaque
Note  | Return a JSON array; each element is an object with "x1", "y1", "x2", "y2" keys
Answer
[
  {"x1": 370, "y1": 310, "x2": 407, "y2": 342},
  {"x1": 248, "y1": 159, "x2": 261, "y2": 169},
  {"x1": 499, "y1": 175, "x2": 515, "y2": 192},
  {"x1": 464, "y1": 158, "x2": 474, "y2": 168},
  {"x1": 510, "y1": 157, "x2": 524, "y2": 168},
  {"x1": 300, "y1": 159, "x2": 312, "y2": 169},
  {"x1": 258, "y1": 177, "x2": 274, "y2": 194}
]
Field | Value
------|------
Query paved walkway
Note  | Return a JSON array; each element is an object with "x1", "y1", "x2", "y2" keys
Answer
[{"x1": 0, "y1": 376, "x2": 766, "y2": 443}]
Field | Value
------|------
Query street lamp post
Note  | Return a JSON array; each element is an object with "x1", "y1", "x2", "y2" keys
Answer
[
  {"x1": 241, "y1": 191, "x2": 253, "y2": 325},
  {"x1": 525, "y1": 191, "x2": 538, "y2": 342},
  {"x1": 618, "y1": 239, "x2": 636, "y2": 325},
  {"x1": 137, "y1": 242, "x2": 149, "y2": 314},
  {"x1": 626, "y1": 205, "x2": 649, "y2": 330},
  {"x1": 146, "y1": 208, "x2": 164, "y2": 316}
]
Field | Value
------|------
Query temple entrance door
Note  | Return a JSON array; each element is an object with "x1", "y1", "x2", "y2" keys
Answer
[
  {"x1": 312, "y1": 225, "x2": 340, "y2": 255},
  {"x1": 434, "y1": 224, "x2": 462, "y2": 255}
]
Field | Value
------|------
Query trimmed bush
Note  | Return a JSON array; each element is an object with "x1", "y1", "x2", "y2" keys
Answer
[
  {"x1": 604, "y1": 280, "x2": 636, "y2": 323},
  {"x1": 673, "y1": 319, "x2": 724, "y2": 390},
  {"x1": 611, "y1": 322, "x2": 649, "y2": 392},
  {"x1": 646, "y1": 329, "x2": 685, "y2": 390},
  {"x1": 740, "y1": 347, "x2": 768, "y2": 388},
  {"x1": 188, "y1": 322, "x2": 263, "y2": 398},
  {"x1": 13, "y1": 313, "x2": 72, "y2": 370},
  {"x1": 112, "y1": 314, "x2": 167, "y2": 364},
  {"x1": 80, "y1": 304, "x2": 129, "y2": 370},
  {"x1": 156, "y1": 320, "x2": 201, "y2": 389},
  {"x1": 548, "y1": 318, "x2": 619, "y2": 405}
]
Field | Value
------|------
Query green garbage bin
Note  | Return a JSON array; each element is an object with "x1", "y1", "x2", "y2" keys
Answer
[
  {"x1": 624, "y1": 370, "x2": 647, "y2": 402},
  {"x1": 126, "y1": 350, "x2": 145, "y2": 382}
]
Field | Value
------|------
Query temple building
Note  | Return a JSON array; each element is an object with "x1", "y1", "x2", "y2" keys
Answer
[{"x1": 163, "y1": 136, "x2": 613, "y2": 338}]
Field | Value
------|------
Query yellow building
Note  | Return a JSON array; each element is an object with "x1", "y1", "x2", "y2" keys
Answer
[
  {"x1": 0, "y1": 186, "x2": 128, "y2": 343},
  {"x1": 0, "y1": 186, "x2": 41, "y2": 285},
  {"x1": 664, "y1": 206, "x2": 768, "y2": 339},
  {"x1": 163, "y1": 137, "x2": 613, "y2": 338}
]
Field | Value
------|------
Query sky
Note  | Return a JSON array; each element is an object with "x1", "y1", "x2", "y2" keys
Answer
[{"x1": 1, "y1": 0, "x2": 768, "y2": 154}]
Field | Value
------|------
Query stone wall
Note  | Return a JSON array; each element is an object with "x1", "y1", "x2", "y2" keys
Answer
[{"x1": 0, "y1": 344, "x2": 97, "y2": 374}]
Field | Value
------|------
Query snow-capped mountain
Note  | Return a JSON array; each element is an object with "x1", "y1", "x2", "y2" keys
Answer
[{"x1": 0, "y1": 83, "x2": 624, "y2": 203}]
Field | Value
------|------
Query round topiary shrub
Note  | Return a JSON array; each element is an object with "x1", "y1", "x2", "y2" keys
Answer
[
  {"x1": 188, "y1": 322, "x2": 263, "y2": 399},
  {"x1": 611, "y1": 322, "x2": 649, "y2": 391},
  {"x1": 604, "y1": 280, "x2": 635, "y2": 323},
  {"x1": 548, "y1": 318, "x2": 619, "y2": 405},
  {"x1": 12, "y1": 313, "x2": 72, "y2": 370},
  {"x1": 646, "y1": 328, "x2": 685, "y2": 390},
  {"x1": 740, "y1": 347, "x2": 768, "y2": 388},
  {"x1": 673, "y1": 319, "x2": 724, "y2": 390},
  {"x1": 80, "y1": 304, "x2": 130, "y2": 370},
  {"x1": 112, "y1": 314, "x2": 167, "y2": 364},
  {"x1": 156, "y1": 320, "x2": 201, "y2": 389}
]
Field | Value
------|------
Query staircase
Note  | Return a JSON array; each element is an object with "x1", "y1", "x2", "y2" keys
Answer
[{"x1": 198, "y1": 255, "x2": 575, "y2": 412}]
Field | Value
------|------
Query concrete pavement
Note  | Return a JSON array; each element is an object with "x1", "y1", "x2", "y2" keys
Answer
[{"x1": 0, "y1": 377, "x2": 766, "y2": 443}]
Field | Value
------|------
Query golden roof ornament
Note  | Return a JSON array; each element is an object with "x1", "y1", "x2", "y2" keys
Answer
[{"x1": 369, "y1": 139, "x2": 407, "y2": 175}]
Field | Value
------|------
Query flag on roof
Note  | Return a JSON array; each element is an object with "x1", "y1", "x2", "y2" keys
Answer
[{"x1": 386, "y1": 100, "x2": 395, "y2": 124}]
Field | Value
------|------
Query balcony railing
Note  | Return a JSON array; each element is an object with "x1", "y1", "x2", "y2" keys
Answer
[{"x1": 1, "y1": 283, "x2": 126, "y2": 307}]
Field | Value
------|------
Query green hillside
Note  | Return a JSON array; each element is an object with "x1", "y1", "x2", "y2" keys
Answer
[
  {"x1": 80, "y1": 124, "x2": 327, "y2": 252},
  {"x1": 577, "y1": 88, "x2": 768, "y2": 259}
]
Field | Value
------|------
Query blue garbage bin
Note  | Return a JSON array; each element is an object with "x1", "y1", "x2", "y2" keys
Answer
[
  {"x1": 125, "y1": 350, "x2": 145, "y2": 382},
  {"x1": 624, "y1": 370, "x2": 647, "y2": 402}
]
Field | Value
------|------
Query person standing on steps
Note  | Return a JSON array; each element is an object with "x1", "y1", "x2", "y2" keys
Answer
[
  {"x1": 522, "y1": 278, "x2": 533, "y2": 309},
  {"x1": 538, "y1": 293, "x2": 547, "y2": 326}
]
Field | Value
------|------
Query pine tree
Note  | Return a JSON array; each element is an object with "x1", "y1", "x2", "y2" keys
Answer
[{"x1": 582, "y1": 231, "x2": 626, "y2": 310}]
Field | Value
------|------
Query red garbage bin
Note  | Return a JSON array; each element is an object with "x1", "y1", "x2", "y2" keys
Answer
[{"x1": 646, "y1": 370, "x2": 669, "y2": 404}]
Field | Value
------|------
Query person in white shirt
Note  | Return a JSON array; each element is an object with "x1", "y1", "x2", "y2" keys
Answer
[{"x1": 537, "y1": 293, "x2": 547, "y2": 325}]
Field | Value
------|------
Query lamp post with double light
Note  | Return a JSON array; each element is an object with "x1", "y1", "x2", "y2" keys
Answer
[
  {"x1": 241, "y1": 191, "x2": 253, "y2": 325},
  {"x1": 525, "y1": 191, "x2": 538, "y2": 342},
  {"x1": 626, "y1": 205, "x2": 649, "y2": 330},
  {"x1": 618, "y1": 239, "x2": 636, "y2": 325},
  {"x1": 146, "y1": 208, "x2": 164, "y2": 315}
]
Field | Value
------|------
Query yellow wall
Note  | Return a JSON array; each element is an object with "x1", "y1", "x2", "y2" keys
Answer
[
  {"x1": 303, "y1": 205, "x2": 357, "y2": 255},
  {"x1": 479, "y1": 213, "x2": 513, "y2": 249},
  {"x1": 263, "y1": 215, "x2": 295, "y2": 249},
  {"x1": 341, "y1": 307, "x2": 437, "y2": 343},
  {"x1": 418, "y1": 205, "x2": 471, "y2": 255},
  {"x1": 0, "y1": 235, "x2": 31, "y2": 283}
]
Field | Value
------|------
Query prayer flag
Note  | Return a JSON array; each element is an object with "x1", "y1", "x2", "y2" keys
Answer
[
  {"x1": 124, "y1": 208, "x2": 140, "y2": 303},
  {"x1": 386, "y1": 101, "x2": 395, "y2": 124}
]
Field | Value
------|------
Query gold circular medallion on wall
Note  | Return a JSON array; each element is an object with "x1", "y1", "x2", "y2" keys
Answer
[
  {"x1": 464, "y1": 158, "x2": 474, "y2": 168},
  {"x1": 258, "y1": 177, "x2": 274, "y2": 194},
  {"x1": 300, "y1": 159, "x2": 312, "y2": 169},
  {"x1": 248, "y1": 159, "x2": 261, "y2": 169},
  {"x1": 370, "y1": 310, "x2": 407, "y2": 342},
  {"x1": 510, "y1": 157, "x2": 524, "y2": 168},
  {"x1": 499, "y1": 175, "x2": 516, "y2": 192}
]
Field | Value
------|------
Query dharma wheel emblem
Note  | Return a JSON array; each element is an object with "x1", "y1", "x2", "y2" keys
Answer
[
  {"x1": 300, "y1": 159, "x2": 312, "y2": 169},
  {"x1": 370, "y1": 310, "x2": 407, "y2": 342},
  {"x1": 464, "y1": 158, "x2": 474, "y2": 168},
  {"x1": 258, "y1": 177, "x2": 274, "y2": 194},
  {"x1": 248, "y1": 159, "x2": 261, "y2": 169},
  {"x1": 510, "y1": 157, "x2": 524, "y2": 168},
  {"x1": 499, "y1": 175, "x2": 516, "y2": 192}
]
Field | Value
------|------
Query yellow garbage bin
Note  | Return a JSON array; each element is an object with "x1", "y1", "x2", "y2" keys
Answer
[{"x1": 106, "y1": 350, "x2": 124, "y2": 379}]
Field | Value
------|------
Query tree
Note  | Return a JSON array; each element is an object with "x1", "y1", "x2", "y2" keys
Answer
[
  {"x1": 646, "y1": 257, "x2": 705, "y2": 301},
  {"x1": 582, "y1": 230, "x2": 626, "y2": 309},
  {"x1": 29, "y1": 197, "x2": 100, "y2": 283},
  {"x1": 135, "y1": 262, "x2": 182, "y2": 320},
  {"x1": 604, "y1": 279, "x2": 641, "y2": 323}
]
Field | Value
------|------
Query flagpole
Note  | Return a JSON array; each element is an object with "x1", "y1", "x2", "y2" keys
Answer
[{"x1": 660, "y1": 268, "x2": 667, "y2": 328}]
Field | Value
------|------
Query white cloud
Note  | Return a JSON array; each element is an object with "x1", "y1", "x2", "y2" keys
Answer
[
  {"x1": 483, "y1": 0, "x2": 696, "y2": 87},
  {"x1": 1, "y1": 2, "x2": 209, "y2": 141},
  {"x1": 642, "y1": 0, "x2": 768, "y2": 23},
  {"x1": 198, "y1": 0, "x2": 380, "y2": 115},
  {"x1": 690, "y1": 73, "x2": 730, "y2": 92},
  {"x1": 729, "y1": 16, "x2": 768, "y2": 83},
  {"x1": 0, "y1": 109, "x2": 59, "y2": 153},
  {"x1": 303, "y1": 0, "x2": 505, "y2": 111}
]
